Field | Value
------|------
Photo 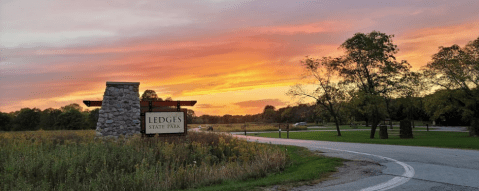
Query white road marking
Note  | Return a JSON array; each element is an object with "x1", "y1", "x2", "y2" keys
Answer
[
  {"x1": 314, "y1": 147, "x2": 415, "y2": 191},
  {"x1": 238, "y1": 135, "x2": 415, "y2": 191}
]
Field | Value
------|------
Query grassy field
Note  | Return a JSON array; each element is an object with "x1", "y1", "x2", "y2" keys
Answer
[
  {"x1": 307, "y1": 120, "x2": 435, "y2": 127},
  {"x1": 306, "y1": 125, "x2": 438, "y2": 131},
  {"x1": 255, "y1": 130, "x2": 479, "y2": 150},
  {"x1": 0, "y1": 130, "x2": 287, "y2": 190},
  {"x1": 0, "y1": 130, "x2": 342, "y2": 190},
  {"x1": 193, "y1": 123, "x2": 307, "y2": 132},
  {"x1": 192, "y1": 146, "x2": 344, "y2": 191}
]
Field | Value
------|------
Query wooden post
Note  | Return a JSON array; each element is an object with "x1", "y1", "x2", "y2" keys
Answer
[
  {"x1": 427, "y1": 124, "x2": 429, "y2": 132},
  {"x1": 279, "y1": 124, "x2": 281, "y2": 138}
]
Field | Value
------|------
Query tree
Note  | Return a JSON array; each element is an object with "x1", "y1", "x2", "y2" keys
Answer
[
  {"x1": 288, "y1": 56, "x2": 347, "y2": 136},
  {"x1": 187, "y1": 109, "x2": 195, "y2": 124},
  {"x1": 55, "y1": 109, "x2": 87, "y2": 130},
  {"x1": 87, "y1": 108, "x2": 100, "y2": 129},
  {"x1": 395, "y1": 71, "x2": 426, "y2": 128},
  {"x1": 333, "y1": 31, "x2": 412, "y2": 138},
  {"x1": 262, "y1": 105, "x2": 276, "y2": 123},
  {"x1": 140, "y1": 90, "x2": 162, "y2": 101},
  {"x1": 423, "y1": 89, "x2": 469, "y2": 126},
  {"x1": 423, "y1": 37, "x2": 479, "y2": 136},
  {"x1": 280, "y1": 107, "x2": 294, "y2": 123},
  {"x1": 61, "y1": 103, "x2": 83, "y2": 112},
  {"x1": 12, "y1": 108, "x2": 41, "y2": 131},
  {"x1": 38, "y1": 108, "x2": 62, "y2": 130},
  {"x1": 0, "y1": 112, "x2": 12, "y2": 131}
]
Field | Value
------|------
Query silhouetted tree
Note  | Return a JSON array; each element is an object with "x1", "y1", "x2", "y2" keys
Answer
[
  {"x1": 334, "y1": 31, "x2": 412, "y2": 138},
  {"x1": 187, "y1": 109, "x2": 195, "y2": 124},
  {"x1": 87, "y1": 108, "x2": 100, "y2": 129},
  {"x1": 38, "y1": 108, "x2": 62, "y2": 130},
  {"x1": 55, "y1": 109, "x2": 86, "y2": 130},
  {"x1": 262, "y1": 105, "x2": 276, "y2": 123},
  {"x1": 0, "y1": 112, "x2": 12, "y2": 131},
  {"x1": 423, "y1": 36, "x2": 479, "y2": 136},
  {"x1": 140, "y1": 90, "x2": 162, "y2": 101},
  {"x1": 288, "y1": 56, "x2": 348, "y2": 136},
  {"x1": 61, "y1": 103, "x2": 83, "y2": 112},
  {"x1": 12, "y1": 108, "x2": 41, "y2": 131}
]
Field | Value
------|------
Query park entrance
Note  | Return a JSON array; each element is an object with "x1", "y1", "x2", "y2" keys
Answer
[{"x1": 83, "y1": 82, "x2": 196, "y2": 138}]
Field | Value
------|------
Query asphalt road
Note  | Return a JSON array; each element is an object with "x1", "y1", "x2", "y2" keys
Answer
[{"x1": 232, "y1": 134, "x2": 479, "y2": 191}]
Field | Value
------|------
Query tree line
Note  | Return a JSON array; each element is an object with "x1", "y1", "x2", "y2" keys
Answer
[
  {"x1": 0, "y1": 91, "x2": 195, "y2": 131},
  {"x1": 0, "y1": 104, "x2": 99, "y2": 131},
  {"x1": 191, "y1": 88, "x2": 465, "y2": 127}
]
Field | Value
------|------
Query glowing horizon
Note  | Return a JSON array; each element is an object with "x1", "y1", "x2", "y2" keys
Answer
[{"x1": 1, "y1": 0, "x2": 479, "y2": 116}]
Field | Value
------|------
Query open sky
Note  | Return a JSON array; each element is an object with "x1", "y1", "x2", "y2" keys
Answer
[{"x1": 1, "y1": 0, "x2": 478, "y2": 116}]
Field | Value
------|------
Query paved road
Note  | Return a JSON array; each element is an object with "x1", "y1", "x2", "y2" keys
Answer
[{"x1": 232, "y1": 134, "x2": 479, "y2": 191}]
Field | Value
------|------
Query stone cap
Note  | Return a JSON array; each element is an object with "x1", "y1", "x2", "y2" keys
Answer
[{"x1": 106, "y1": 82, "x2": 140, "y2": 85}]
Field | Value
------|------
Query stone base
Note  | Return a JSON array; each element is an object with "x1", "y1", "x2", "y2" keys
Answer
[{"x1": 96, "y1": 82, "x2": 141, "y2": 138}]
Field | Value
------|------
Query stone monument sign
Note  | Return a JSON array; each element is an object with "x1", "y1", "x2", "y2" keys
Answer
[{"x1": 83, "y1": 81, "x2": 197, "y2": 138}]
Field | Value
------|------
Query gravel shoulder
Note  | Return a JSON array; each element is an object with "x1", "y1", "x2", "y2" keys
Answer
[{"x1": 263, "y1": 157, "x2": 385, "y2": 191}]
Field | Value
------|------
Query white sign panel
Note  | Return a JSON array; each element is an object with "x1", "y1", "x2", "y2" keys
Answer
[{"x1": 145, "y1": 112, "x2": 185, "y2": 134}]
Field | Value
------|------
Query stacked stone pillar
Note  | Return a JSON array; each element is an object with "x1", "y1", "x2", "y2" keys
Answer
[{"x1": 96, "y1": 82, "x2": 141, "y2": 138}]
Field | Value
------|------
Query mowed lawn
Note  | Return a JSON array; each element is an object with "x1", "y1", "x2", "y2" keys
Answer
[
  {"x1": 255, "y1": 130, "x2": 479, "y2": 150},
  {"x1": 306, "y1": 125, "x2": 436, "y2": 131}
]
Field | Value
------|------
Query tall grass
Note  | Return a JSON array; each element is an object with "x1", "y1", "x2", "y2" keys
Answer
[{"x1": 0, "y1": 130, "x2": 287, "y2": 190}]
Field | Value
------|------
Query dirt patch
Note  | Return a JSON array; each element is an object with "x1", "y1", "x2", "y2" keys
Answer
[{"x1": 262, "y1": 160, "x2": 384, "y2": 191}]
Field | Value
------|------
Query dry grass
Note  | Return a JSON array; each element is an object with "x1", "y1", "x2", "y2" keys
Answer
[{"x1": 0, "y1": 130, "x2": 287, "y2": 190}]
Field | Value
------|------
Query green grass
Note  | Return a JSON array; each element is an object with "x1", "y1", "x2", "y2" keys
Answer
[
  {"x1": 310, "y1": 120, "x2": 435, "y2": 127},
  {"x1": 306, "y1": 125, "x2": 437, "y2": 131},
  {"x1": 308, "y1": 125, "x2": 435, "y2": 131},
  {"x1": 191, "y1": 146, "x2": 344, "y2": 191},
  {"x1": 307, "y1": 125, "x2": 370, "y2": 130},
  {"x1": 255, "y1": 130, "x2": 479, "y2": 150}
]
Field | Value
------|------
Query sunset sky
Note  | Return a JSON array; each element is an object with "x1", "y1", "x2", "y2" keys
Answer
[{"x1": 1, "y1": 0, "x2": 479, "y2": 116}]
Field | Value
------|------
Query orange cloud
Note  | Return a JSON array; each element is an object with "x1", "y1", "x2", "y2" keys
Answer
[
  {"x1": 234, "y1": 99, "x2": 287, "y2": 109},
  {"x1": 396, "y1": 20, "x2": 479, "y2": 69},
  {"x1": 195, "y1": 104, "x2": 226, "y2": 109}
]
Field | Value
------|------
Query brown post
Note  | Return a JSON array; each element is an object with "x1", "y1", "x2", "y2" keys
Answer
[{"x1": 279, "y1": 124, "x2": 281, "y2": 138}]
